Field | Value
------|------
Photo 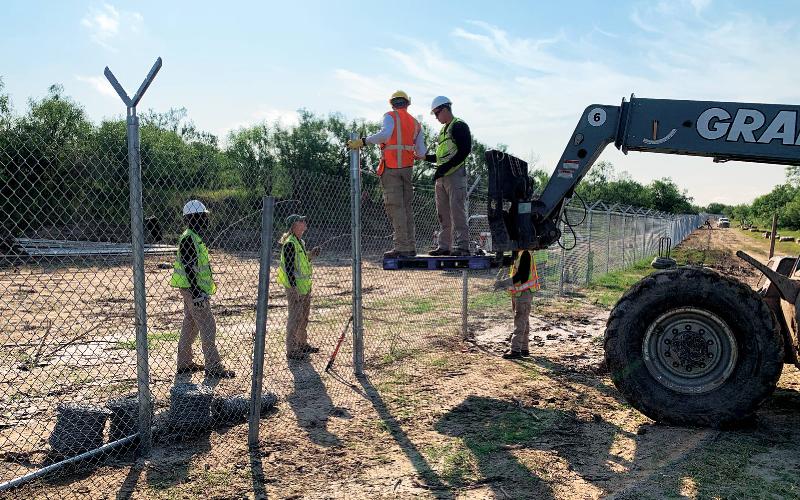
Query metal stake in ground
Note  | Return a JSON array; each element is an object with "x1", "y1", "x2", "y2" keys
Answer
[{"x1": 104, "y1": 57, "x2": 162, "y2": 457}]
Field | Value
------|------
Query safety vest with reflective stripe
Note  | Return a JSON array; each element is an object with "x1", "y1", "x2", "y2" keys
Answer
[
  {"x1": 435, "y1": 117, "x2": 467, "y2": 177},
  {"x1": 277, "y1": 234, "x2": 313, "y2": 295},
  {"x1": 508, "y1": 249, "x2": 540, "y2": 296},
  {"x1": 378, "y1": 108, "x2": 421, "y2": 176},
  {"x1": 169, "y1": 229, "x2": 217, "y2": 295}
]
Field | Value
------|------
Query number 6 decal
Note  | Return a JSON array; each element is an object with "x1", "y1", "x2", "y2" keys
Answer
[{"x1": 588, "y1": 107, "x2": 606, "y2": 127}]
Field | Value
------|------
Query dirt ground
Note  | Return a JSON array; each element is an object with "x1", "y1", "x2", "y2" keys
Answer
[{"x1": 5, "y1": 227, "x2": 800, "y2": 499}]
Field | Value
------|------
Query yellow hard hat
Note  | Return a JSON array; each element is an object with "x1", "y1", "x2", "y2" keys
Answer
[{"x1": 390, "y1": 90, "x2": 410, "y2": 104}]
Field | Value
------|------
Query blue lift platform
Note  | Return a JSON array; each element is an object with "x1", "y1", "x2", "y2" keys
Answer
[{"x1": 382, "y1": 254, "x2": 493, "y2": 270}]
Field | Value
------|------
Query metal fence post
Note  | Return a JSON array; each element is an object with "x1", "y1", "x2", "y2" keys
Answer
[
  {"x1": 350, "y1": 133, "x2": 364, "y2": 376},
  {"x1": 249, "y1": 196, "x2": 274, "y2": 448},
  {"x1": 558, "y1": 216, "x2": 566, "y2": 295},
  {"x1": 621, "y1": 211, "x2": 627, "y2": 268},
  {"x1": 585, "y1": 207, "x2": 594, "y2": 285},
  {"x1": 104, "y1": 58, "x2": 162, "y2": 457},
  {"x1": 606, "y1": 206, "x2": 612, "y2": 273}
]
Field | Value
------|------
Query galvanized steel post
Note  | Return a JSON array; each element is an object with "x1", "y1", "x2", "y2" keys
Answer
[
  {"x1": 606, "y1": 206, "x2": 612, "y2": 273},
  {"x1": 249, "y1": 196, "x2": 274, "y2": 448},
  {"x1": 104, "y1": 57, "x2": 162, "y2": 457},
  {"x1": 585, "y1": 208, "x2": 594, "y2": 285},
  {"x1": 350, "y1": 133, "x2": 364, "y2": 376}
]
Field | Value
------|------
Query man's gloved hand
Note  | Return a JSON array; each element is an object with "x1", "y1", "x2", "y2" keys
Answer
[
  {"x1": 493, "y1": 277, "x2": 514, "y2": 291},
  {"x1": 310, "y1": 246, "x2": 321, "y2": 258},
  {"x1": 192, "y1": 292, "x2": 209, "y2": 309},
  {"x1": 346, "y1": 137, "x2": 365, "y2": 149}
]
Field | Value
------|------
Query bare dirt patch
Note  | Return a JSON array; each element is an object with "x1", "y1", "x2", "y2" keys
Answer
[{"x1": 6, "y1": 228, "x2": 800, "y2": 499}]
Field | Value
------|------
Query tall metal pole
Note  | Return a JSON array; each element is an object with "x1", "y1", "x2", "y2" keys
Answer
[
  {"x1": 585, "y1": 208, "x2": 593, "y2": 285},
  {"x1": 350, "y1": 133, "x2": 364, "y2": 376},
  {"x1": 621, "y1": 212, "x2": 627, "y2": 268},
  {"x1": 769, "y1": 212, "x2": 778, "y2": 259},
  {"x1": 606, "y1": 207, "x2": 612, "y2": 273},
  {"x1": 126, "y1": 106, "x2": 151, "y2": 456},
  {"x1": 105, "y1": 57, "x2": 162, "y2": 457},
  {"x1": 249, "y1": 196, "x2": 274, "y2": 448}
]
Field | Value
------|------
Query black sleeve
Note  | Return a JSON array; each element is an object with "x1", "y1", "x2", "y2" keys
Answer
[
  {"x1": 283, "y1": 243, "x2": 297, "y2": 288},
  {"x1": 433, "y1": 121, "x2": 472, "y2": 179},
  {"x1": 512, "y1": 251, "x2": 531, "y2": 284},
  {"x1": 179, "y1": 236, "x2": 202, "y2": 298}
]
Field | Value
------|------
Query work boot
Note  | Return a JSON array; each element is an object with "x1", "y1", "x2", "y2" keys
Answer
[
  {"x1": 399, "y1": 250, "x2": 417, "y2": 257},
  {"x1": 502, "y1": 350, "x2": 524, "y2": 360},
  {"x1": 428, "y1": 247, "x2": 450, "y2": 256},
  {"x1": 205, "y1": 366, "x2": 236, "y2": 378},
  {"x1": 176, "y1": 362, "x2": 205, "y2": 374},
  {"x1": 286, "y1": 350, "x2": 307, "y2": 360},
  {"x1": 383, "y1": 249, "x2": 405, "y2": 259},
  {"x1": 450, "y1": 248, "x2": 471, "y2": 257},
  {"x1": 302, "y1": 344, "x2": 321, "y2": 353},
  {"x1": 521, "y1": 349, "x2": 530, "y2": 357}
]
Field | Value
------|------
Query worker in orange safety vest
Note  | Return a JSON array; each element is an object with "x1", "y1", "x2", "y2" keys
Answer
[{"x1": 347, "y1": 90, "x2": 427, "y2": 258}]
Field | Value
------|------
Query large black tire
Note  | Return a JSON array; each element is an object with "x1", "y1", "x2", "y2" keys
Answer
[{"x1": 605, "y1": 266, "x2": 784, "y2": 427}]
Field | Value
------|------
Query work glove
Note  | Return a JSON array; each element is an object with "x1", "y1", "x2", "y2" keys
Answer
[
  {"x1": 310, "y1": 246, "x2": 321, "y2": 258},
  {"x1": 493, "y1": 277, "x2": 514, "y2": 291},
  {"x1": 192, "y1": 292, "x2": 210, "y2": 309},
  {"x1": 346, "y1": 137, "x2": 365, "y2": 149}
]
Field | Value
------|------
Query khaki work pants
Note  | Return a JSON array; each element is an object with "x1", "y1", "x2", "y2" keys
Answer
[
  {"x1": 510, "y1": 290, "x2": 533, "y2": 352},
  {"x1": 177, "y1": 289, "x2": 223, "y2": 371},
  {"x1": 380, "y1": 167, "x2": 416, "y2": 252},
  {"x1": 434, "y1": 167, "x2": 469, "y2": 251},
  {"x1": 286, "y1": 287, "x2": 311, "y2": 353}
]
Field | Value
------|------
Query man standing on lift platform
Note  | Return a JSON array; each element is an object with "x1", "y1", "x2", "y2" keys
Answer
[{"x1": 426, "y1": 96, "x2": 472, "y2": 257}]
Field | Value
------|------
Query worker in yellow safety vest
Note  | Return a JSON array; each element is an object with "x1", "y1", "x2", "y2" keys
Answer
[
  {"x1": 170, "y1": 199, "x2": 235, "y2": 378},
  {"x1": 494, "y1": 249, "x2": 541, "y2": 359},
  {"x1": 347, "y1": 90, "x2": 427, "y2": 258},
  {"x1": 278, "y1": 214, "x2": 322, "y2": 360},
  {"x1": 425, "y1": 96, "x2": 472, "y2": 256}
]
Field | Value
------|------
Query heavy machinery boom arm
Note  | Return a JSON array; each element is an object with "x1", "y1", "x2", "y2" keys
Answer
[{"x1": 487, "y1": 95, "x2": 800, "y2": 251}]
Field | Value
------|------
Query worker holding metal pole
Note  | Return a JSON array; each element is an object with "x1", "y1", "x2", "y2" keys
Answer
[
  {"x1": 277, "y1": 214, "x2": 321, "y2": 360},
  {"x1": 170, "y1": 200, "x2": 235, "y2": 378},
  {"x1": 346, "y1": 91, "x2": 426, "y2": 258}
]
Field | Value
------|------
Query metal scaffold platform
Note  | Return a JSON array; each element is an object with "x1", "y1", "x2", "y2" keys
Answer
[{"x1": 382, "y1": 254, "x2": 492, "y2": 270}]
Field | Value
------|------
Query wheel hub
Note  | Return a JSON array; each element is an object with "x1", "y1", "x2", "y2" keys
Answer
[{"x1": 643, "y1": 307, "x2": 737, "y2": 394}]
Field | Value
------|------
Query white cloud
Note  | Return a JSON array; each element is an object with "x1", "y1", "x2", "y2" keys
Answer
[
  {"x1": 332, "y1": 9, "x2": 799, "y2": 204},
  {"x1": 81, "y1": 4, "x2": 143, "y2": 51},
  {"x1": 75, "y1": 75, "x2": 116, "y2": 98}
]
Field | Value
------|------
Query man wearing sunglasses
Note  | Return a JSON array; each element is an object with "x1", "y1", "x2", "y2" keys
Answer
[{"x1": 426, "y1": 96, "x2": 472, "y2": 256}]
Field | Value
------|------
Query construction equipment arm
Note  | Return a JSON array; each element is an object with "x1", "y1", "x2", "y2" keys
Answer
[{"x1": 488, "y1": 96, "x2": 800, "y2": 251}]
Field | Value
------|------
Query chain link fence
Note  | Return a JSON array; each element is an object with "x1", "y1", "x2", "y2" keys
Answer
[{"x1": 1, "y1": 73, "x2": 704, "y2": 496}]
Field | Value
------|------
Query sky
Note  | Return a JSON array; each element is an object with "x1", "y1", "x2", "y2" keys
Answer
[{"x1": 2, "y1": 0, "x2": 799, "y2": 206}]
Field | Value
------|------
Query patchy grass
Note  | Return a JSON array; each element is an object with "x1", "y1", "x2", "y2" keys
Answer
[
  {"x1": 469, "y1": 291, "x2": 508, "y2": 312},
  {"x1": 423, "y1": 441, "x2": 477, "y2": 486},
  {"x1": 644, "y1": 433, "x2": 800, "y2": 499},
  {"x1": 737, "y1": 227, "x2": 800, "y2": 257},
  {"x1": 113, "y1": 330, "x2": 180, "y2": 350},
  {"x1": 585, "y1": 259, "x2": 653, "y2": 308}
]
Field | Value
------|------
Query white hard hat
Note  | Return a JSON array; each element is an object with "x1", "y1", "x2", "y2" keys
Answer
[
  {"x1": 430, "y1": 95, "x2": 452, "y2": 113},
  {"x1": 182, "y1": 199, "x2": 209, "y2": 216}
]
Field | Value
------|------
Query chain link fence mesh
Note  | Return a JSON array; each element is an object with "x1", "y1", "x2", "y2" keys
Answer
[{"x1": 1, "y1": 106, "x2": 704, "y2": 496}]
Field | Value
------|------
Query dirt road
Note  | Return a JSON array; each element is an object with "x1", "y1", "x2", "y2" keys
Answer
[{"x1": 13, "y1": 228, "x2": 800, "y2": 499}]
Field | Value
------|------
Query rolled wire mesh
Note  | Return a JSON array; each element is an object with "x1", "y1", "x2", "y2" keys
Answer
[{"x1": 1, "y1": 119, "x2": 143, "y2": 484}]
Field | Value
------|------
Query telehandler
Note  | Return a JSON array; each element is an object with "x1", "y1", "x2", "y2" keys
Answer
[{"x1": 487, "y1": 96, "x2": 800, "y2": 426}]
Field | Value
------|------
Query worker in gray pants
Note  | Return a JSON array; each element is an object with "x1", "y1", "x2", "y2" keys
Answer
[{"x1": 426, "y1": 96, "x2": 472, "y2": 256}]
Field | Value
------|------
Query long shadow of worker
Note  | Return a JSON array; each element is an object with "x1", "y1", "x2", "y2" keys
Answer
[
  {"x1": 287, "y1": 358, "x2": 342, "y2": 447},
  {"x1": 435, "y1": 395, "x2": 632, "y2": 499},
  {"x1": 359, "y1": 375, "x2": 453, "y2": 500}
]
